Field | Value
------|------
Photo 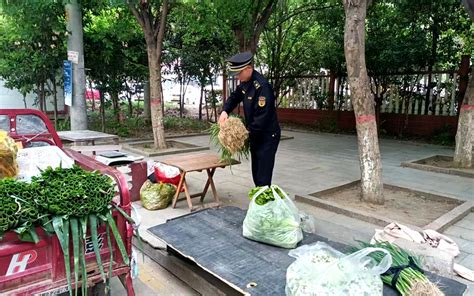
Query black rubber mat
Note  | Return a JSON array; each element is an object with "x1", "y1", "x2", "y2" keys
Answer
[{"x1": 149, "y1": 206, "x2": 467, "y2": 296}]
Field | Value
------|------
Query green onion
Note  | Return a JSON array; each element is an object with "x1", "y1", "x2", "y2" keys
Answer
[{"x1": 355, "y1": 241, "x2": 444, "y2": 296}]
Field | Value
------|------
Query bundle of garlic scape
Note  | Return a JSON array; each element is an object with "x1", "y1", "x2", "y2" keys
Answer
[{"x1": 209, "y1": 116, "x2": 249, "y2": 162}]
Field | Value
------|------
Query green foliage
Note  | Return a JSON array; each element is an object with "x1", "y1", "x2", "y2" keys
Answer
[
  {"x1": 259, "y1": 0, "x2": 471, "y2": 99},
  {"x1": 366, "y1": 0, "x2": 472, "y2": 72},
  {"x1": 431, "y1": 124, "x2": 455, "y2": 146},
  {"x1": 0, "y1": 2, "x2": 66, "y2": 98},
  {"x1": 87, "y1": 108, "x2": 210, "y2": 137},
  {"x1": 84, "y1": 5, "x2": 147, "y2": 100},
  {"x1": 213, "y1": 0, "x2": 278, "y2": 52},
  {"x1": 165, "y1": 1, "x2": 234, "y2": 90},
  {"x1": 259, "y1": 0, "x2": 345, "y2": 89},
  {"x1": 163, "y1": 115, "x2": 209, "y2": 131}
]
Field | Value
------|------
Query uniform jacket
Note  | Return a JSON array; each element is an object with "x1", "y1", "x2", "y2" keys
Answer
[{"x1": 223, "y1": 70, "x2": 280, "y2": 134}]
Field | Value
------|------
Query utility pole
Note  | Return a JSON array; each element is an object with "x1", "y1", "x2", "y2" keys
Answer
[{"x1": 66, "y1": 0, "x2": 87, "y2": 130}]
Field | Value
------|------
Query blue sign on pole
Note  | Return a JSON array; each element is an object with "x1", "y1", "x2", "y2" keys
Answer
[{"x1": 63, "y1": 60, "x2": 72, "y2": 106}]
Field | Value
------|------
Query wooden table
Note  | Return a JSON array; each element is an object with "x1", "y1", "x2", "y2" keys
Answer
[
  {"x1": 159, "y1": 153, "x2": 240, "y2": 211},
  {"x1": 57, "y1": 130, "x2": 119, "y2": 146}
]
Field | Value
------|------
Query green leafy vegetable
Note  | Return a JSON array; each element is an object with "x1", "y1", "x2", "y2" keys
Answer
[
  {"x1": 248, "y1": 186, "x2": 285, "y2": 205},
  {"x1": 243, "y1": 185, "x2": 302, "y2": 248}
]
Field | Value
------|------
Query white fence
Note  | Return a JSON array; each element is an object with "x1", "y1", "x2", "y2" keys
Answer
[{"x1": 226, "y1": 70, "x2": 461, "y2": 116}]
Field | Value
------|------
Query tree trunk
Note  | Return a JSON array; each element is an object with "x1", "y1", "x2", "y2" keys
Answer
[
  {"x1": 161, "y1": 88, "x2": 165, "y2": 117},
  {"x1": 111, "y1": 92, "x2": 120, "y2": 122},
  {"x1": 128, "y1": 96, "x2": 133, "y2": 117},
  {"x1": 205, "y1": 91, "x2": 210, "y2": 122},
  {"x1": 457, "y1": 55, "x2": 470, "y2": 116},
  {"x1": 128, "y1": 0, "x2": 168, "y2": 149},
  {"x1": 199, "y1": 85, "x2": 203, "y2": 121},
  {"x1": 88, "y1": 79, "x2": 95, "y2": 111},
  {"x1": 343, "y1": 0, "x2": 384, "y2": 204},
  {"x1": 147, "y1": 45, "x2": 167, "y2": 149},
  {"x1": 328, "y1": 71, "x2": 336, "y2": 110},
  {"x1": 454, "y1": 66, "x2": 473, "y2": 168},
  {"x1": 233, "y1": 0, "x2": 277, "y2": 54},
  {"x1": 53, "y1": 76, "x2": 58, "y2": 130},
  {"x1": 66, "y1": 0, "x2": 87, "y2": 130},
  {"x1": 179, "y1": 75, "x2": 184, "y2": 118},
  {"x1": 99, "y1": 91, "x2": 105, "y2": 132},
  {"x1": 209, "y1": 75, "x2": 218, "y2": 122},
  {"x1": 143, "y1": 79, "x2": 151, "y2": 121},
  {"x1": 425, "y1": 20, "x2": 439, "y2": 115},
  {"x1": 40, "y1": 82, "x2": 46, "y2": 113}
]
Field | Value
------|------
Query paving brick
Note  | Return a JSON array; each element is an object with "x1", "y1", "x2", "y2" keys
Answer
[
  {"x1": 444, "y1": 225, "x2": 474, "y2": 242},
  {"x1": 456, "y1": 218, "x2": 474, "y2": 230},
  {"x1": 444, "y1": 235, "x2": 474, "y2": 254},
  {"x1": 459, "y1": 254, "x2": 474, "y2": 270},
  {"x1": 129, "y1": 131, "x2": 474, "y2": 294},
  {"x1": 464, "y1": 213, "x2": 474, "y2": 222},
  {"x1": 457, "y1": 251, "x2": 471, "y2": 263}
]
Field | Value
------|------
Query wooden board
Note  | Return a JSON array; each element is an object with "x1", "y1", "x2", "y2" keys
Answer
[{"x1": 148, "y1": 207, "x2": 467, "y2": 296}]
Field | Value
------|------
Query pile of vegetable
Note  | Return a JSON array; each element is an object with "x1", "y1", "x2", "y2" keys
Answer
[
  {"x1": 0, "y1": 165, "x2": 133, "y2": 296},
  {"x1": 356, "y1": 241, "x2": 444, "y2": 296},
  {"x1": 140, "y1": 180, "x2": 176, "y2": 210},
  {"x1": 32, "y1": 165, "x2": 114, "y2": 216},
  {"x1": 248, "y1": 185, "x2": 285, "y2": 205},
  {"x1": 0, "y1": 178, "x2": 41, "y2": 241},
  {"x1": 209, "y1": 115, "x2": 249, "y2": 162},
  {"x1": 243, "y1": 185, "x2": 303, "y2": 248}
]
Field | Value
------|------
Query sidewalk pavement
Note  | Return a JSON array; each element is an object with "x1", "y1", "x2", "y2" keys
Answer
[{"x1": 122, "y1": 130, "x2": 473, "y2": 295}]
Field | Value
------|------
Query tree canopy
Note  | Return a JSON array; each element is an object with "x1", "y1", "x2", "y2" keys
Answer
[
  {"x1": 0, "y1": 0, "x2": 471, "y2": 111},
  {"x1": 0, "y1": 2, "x2": 66, "y2": 105}
]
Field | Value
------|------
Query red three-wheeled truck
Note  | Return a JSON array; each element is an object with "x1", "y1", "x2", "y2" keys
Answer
[{"x1": 0, "y1": 109, "x2": 135, "y2": 296}]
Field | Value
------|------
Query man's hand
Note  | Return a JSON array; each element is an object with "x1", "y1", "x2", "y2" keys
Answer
[{"x1": 218, "y1": 111, "x2": 228, "y2": 126}]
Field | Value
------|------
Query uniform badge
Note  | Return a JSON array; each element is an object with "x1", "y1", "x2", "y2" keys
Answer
[
  {"x1": 247, "y1": 96, "x2": 252, "y2": 100},
  {"x1": 258, "y1": 96, "x2": 266, "y2": 107},
  {"x1": 254, "y1": 81, "x2": 261, "y2": 89}
]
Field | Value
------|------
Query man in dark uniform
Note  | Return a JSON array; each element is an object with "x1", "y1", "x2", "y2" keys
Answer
[{"x1": 218, "y1": 51, "x2": 281, "y2": 186}]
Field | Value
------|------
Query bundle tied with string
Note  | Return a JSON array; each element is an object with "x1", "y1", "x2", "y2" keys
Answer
[
  {"x1": 0, "y1": 130, "x2": 19, "y2": 178},
  {"x1": 356, "y1": 241, "x2": 444, "y2": 296},
  {"x1": 210, "y1": 116, "x2": 250, "y2": 162}
]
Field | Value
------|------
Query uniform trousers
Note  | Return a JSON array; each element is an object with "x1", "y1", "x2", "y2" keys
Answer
[{"x1": 249, "y1": 131, "x2": 280, "y2": 186}]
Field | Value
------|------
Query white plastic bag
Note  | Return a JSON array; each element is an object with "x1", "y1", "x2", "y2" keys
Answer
[
  {"x1": 299, "y1": 212, "x2": 316, "y2": 234},
  {"x1": 286, "y1": 242, "x2": 392, "y2": 296},
  {"x1": 243, "y1": 185, "x2": 303, "y2": 248},
  {"x1": 153, "y1": 162, "x2": 180, "y2": 178}
]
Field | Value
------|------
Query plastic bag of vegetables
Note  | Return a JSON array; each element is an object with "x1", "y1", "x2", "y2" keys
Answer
[
  {"x1": 0, "y1": 130, "x2": 19, "y2": 179},
  {"x1": 243, "y1": 185, "x2": 304, "y2": 248},
  {"x1": 140, "y1": 180, "x2": 176, "y2": 210},
  {"x1": 286, "y1": 242, "x2": 392, "y2": 296}
]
